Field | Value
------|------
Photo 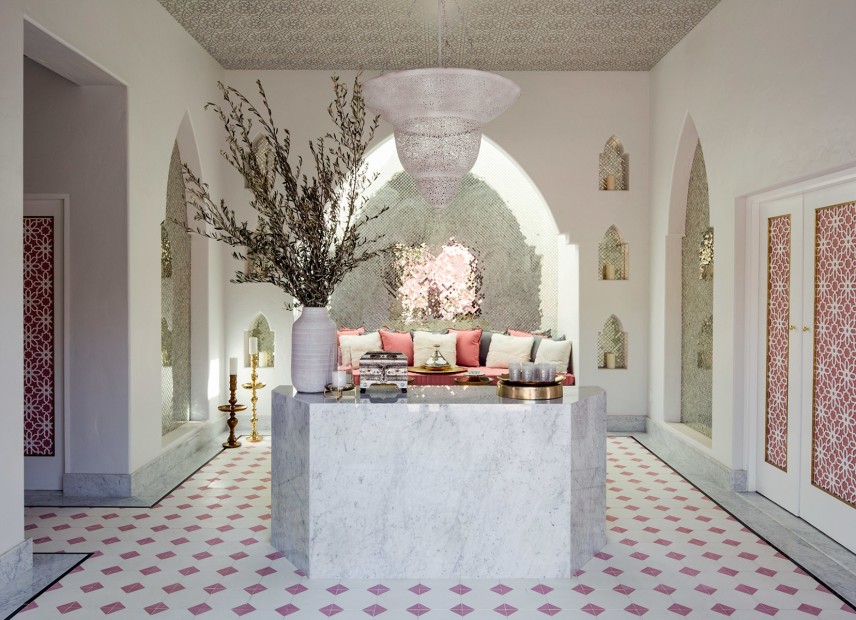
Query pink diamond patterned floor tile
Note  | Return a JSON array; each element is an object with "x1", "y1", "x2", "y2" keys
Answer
[{"x1": 14, "y1": 437, "x2": 855, "y2": 619}]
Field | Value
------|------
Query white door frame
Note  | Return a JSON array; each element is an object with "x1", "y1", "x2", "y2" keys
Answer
[
  {"x1": 742, "y1": 165, "x2": 856, "y2": 493},
  {"x1": 24, "y1": 194, "x2": 70, "y2": 490}
]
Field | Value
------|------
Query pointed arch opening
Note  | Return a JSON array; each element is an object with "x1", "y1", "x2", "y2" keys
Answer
[
  {"x1": 598, "y1": 314, "x2": 627, "y2": 370},
  {"x1": 246, "y1": 313, "x2": 276, "y2": 368},
  {"x1": 161, "y1": 141, "x2": 192, "y2": 436},
  {"x1": 598, "y1": 135, "x2": 629, "y2": 191},
  {"x1": 598, "y1": 225, "x2": 628, "y2": 280},
  {"x1": 680, "y1": 141, "x2": 714, "y2": 438}
]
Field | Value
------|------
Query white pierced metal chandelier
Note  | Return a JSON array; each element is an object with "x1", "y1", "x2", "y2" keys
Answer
[{"x1": 362, "y1": 2, "x2": 520, "y2": 210}]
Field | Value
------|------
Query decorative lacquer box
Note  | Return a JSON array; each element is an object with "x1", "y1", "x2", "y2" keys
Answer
[{"x1": 359, "y1": 351, "x2": 408, "y2": 392}]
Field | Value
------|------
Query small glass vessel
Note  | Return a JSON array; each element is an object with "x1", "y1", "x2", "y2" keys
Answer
[{"x1": 425, "y1": 344, "x2": 450, "y2": 369}]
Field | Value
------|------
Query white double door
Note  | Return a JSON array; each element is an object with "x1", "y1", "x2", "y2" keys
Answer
[{"x1": 756, "y1": 179, "x2": 856, "y2": 554}]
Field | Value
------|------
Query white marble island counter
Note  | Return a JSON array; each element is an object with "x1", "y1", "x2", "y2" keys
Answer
[{"x1": 271, "y1": 385, "x2": 606, "y2": 579}]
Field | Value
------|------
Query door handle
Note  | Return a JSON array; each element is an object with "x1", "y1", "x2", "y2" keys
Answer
[
  {"x1": 789, "y1": 325, "x2": 796, "y2": 331},
  {"x1": 803, "y1": 326, "x2": 811, "y2": 332}
]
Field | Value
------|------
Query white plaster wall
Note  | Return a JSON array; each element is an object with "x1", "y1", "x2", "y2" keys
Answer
[
  {"x1": 16, "y1": 0, "x2": 228, "y2": 474},
  {"x1": 24, "y1": 58, "x2": 130, "y2": 475},
  {"x1": 221, "y1": 70, "x2": 651, "y2": 415},
  {"x1": 0, "y1": 0, "x2": 26, "y2": 563},
  {"x1": 648, "y1": 0, "x2": 856, "y2": 469}
]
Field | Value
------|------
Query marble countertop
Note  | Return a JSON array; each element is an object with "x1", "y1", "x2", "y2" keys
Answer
[{"x1": 275, "y1": 385, "x2": 602, "y2": 406}]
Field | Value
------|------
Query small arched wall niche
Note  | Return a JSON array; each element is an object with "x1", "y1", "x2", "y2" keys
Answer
[
  {"x1": 597, "y1": 314, "x2": 627, "y2": 370},
  {"x1": 598, "y1": 225, "x2": 628, "y2": 280},
  {"x1": 246, "y1": 313, "x2": 275, "y2": 368},
  {"x1": 161, "y1": 141, "x2": 191, "y2": 436},
  {"x1": 680, "y1": 141, "x2": 714, "y2": 438},
  {"x1": 598, "y1": 136, "x2": 629, "y2": 191}
]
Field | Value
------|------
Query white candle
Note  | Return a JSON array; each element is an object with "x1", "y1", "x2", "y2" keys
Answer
[
  {"x1": 603, "y1": 263, "x2": 616, "y2": 280},
  {"x1": 332, "y1": 370, "x2": 347, "y2": 388},
  {"x1": 605, "y1": 352, "x2": 616, "y2": 369},
  {"x1": 605, "y1": 174, "x2": 616, "y2": 191},
  {"x1": 229, "y1": 357, "x2": 238, "y2": 375},
  {"x1": 249, "y1": 337, "x2": 258, "y2": 355}
]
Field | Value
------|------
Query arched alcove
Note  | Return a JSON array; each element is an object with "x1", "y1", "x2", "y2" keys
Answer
[
  {"x1": 598, "y1": 314, "x2": 627, "y2": 369},
  {"x1": 598, "y1": 135, "x2": 629, "y2": 190},
  {"x1": 680, "y1": 141, "x2": 714, "y2": 438},
  {"x1": 598, "y1": 225, "x2": 628, "y2": 280},
  {"x1": 160, "y1": 141, "x2": 191, "y2": 436},
  {"x1": 330, "y1": 135, "x2": 571, "y2": 336},
  {"x1": 246, "y1": 313, "x2": 275, "y2": 368}
]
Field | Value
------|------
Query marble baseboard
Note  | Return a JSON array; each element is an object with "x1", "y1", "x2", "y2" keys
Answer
[
  {"x1": 62, "y1": 473, "x2": 131, "y2": 498},
  {"x1": 607, "y1": 414, "x2": 647, "y2": 432},
  {"x1": 0, "y1": 539, "x2": 32, "y2": 587},
  {"x1": 131, "y1": 419, "x2": 226, "y2": 498},
  {"x1": 637, "y1": 419, "x2": 747, "y2": 492},
  {"x1": 0, "y1": 552, "x2": 86, "y2": 619},
  {"x1": 50, "y1": 419, "x2": 226, "y2": 504}
]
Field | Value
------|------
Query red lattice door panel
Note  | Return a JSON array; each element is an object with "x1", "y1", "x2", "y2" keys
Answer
[
  {"x1": 764, "y1": 214, "x2": 792, "y2": 472},
  {"x1": 811, "y1": 201, "x2": 856, "y2": 508},
  {"x1": 23, "y1": 216, "x2": 56, "y2": 457}
]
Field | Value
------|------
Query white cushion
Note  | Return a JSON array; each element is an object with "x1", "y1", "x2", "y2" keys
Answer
[
  {"x1": 534, "y1": 338, "x2": 573, "y2": 373},
  {"x1": 413, "y1": 331, "x2": 457, "y2": 367},
  {"x1": 486, "y1": 333, "x2": 534, "y2": 368},
  {"x1": 339, "y1": 332, "x2": 382, "y2": 369}
]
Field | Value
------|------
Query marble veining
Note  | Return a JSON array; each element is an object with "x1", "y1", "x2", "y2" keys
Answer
[
  {"x1": 0, "y1": 539, "x2": 32, "y2": 587},
  {"x1": 0, "y1": 552, "x2": 86, "y2": 619},
  {"x1": 272, "y1": 385, "x2": 606, "y2": 579}
]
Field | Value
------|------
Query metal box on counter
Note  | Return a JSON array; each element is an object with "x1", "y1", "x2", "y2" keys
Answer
[{"x1": 359, "y1": 351, "x2": 408, "y2": 392}]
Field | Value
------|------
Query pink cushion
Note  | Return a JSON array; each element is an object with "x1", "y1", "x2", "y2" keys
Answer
[
  {"x1": 380, "y1": 329, "x2": 414, "y2": 365},
  {"x1": 448, "y1": 328, "x2": 482, "y2": 367},
  {"x1": 507, "y1": 329, "x2": 532, "y2": 337}
]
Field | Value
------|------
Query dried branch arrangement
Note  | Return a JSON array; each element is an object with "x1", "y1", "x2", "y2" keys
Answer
[{"x1": 182, "y1": 76, "x2": 388, "y2": 308}]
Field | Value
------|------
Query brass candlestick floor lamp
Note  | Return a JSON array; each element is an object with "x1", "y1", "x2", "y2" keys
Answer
[
  {"x1": 242, "y1": 353, "x2": 266, "y2": 442},
  {"x1": 219, "y1": 373, "x2": 247, "y2": 449}
]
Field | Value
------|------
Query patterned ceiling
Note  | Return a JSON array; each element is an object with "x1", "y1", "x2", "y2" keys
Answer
[{"x1": 156, "y1": 0, "x2": 720, "y2": 71}]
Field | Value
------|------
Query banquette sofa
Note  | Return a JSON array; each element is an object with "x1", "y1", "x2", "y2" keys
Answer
[{"x1": 338, "y1": 327, "x2": 575, "y2": 386}]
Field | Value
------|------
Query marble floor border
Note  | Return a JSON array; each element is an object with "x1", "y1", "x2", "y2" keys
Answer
[
  {"x1": 24, "y1": 442, "x2": 227, "y2": 509},
  {"x1": 632, "y1": 433, "x2": 856, "y2": 609},
  {"x1": 1, "y1": 553, "x2": 89, "y2": 620}
]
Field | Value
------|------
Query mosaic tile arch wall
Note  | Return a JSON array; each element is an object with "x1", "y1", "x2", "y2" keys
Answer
[
  {"x1": 161, "y1": 141, "x2": 191, "y2": 436},
  {"x1": 330, "y1": 169, "x2": 559, "y2": 334},
  {"x1": 680, "y1": 142, "x2": 714, "y2": 438}
]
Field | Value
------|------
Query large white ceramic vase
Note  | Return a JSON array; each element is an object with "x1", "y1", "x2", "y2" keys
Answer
[{"x1": 291, "y1": 307, "x2": 337, "y2": 393}]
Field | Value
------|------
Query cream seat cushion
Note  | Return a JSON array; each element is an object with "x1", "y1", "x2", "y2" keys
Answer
[
  {"x1": 486, "y1": 333, "x2": 534, "y2": 368},
  {"x1": 534, "y1": 338, "x2": 573, "y2": 373},
  {"x1": 413, "y1": 331, "x2": 458, "y2": 367},
  {"x1": 339, "y1": 331, "x2": 382, "y2": 369}
]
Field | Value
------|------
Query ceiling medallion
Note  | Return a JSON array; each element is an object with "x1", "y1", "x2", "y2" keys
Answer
[{"x1": 362, "y1": 2, "x2": 520, "y2": 211}]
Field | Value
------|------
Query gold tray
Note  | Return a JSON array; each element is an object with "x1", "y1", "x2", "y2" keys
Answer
[
  {"x1": 408, "y1": 365, "x2": 467, "y2": 375},
  {"x1": 497, "y1": 379, "x2": 563, "y2": 400}
]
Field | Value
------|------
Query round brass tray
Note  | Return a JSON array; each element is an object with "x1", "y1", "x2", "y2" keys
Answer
[
  {"x1": 408, "y1": 365, "x2": 467, "y2": 375},
  {"x1": 497, "y1": 379, "x2": 564, "y2": 400}
]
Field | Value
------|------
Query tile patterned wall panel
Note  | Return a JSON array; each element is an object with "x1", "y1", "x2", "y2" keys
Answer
[
  {"x1": 597, "y1": 314, "x2": 627, "y2": 369},
  {"x1": 598, "y1": 136, "x2": 628, "y2": 190},
  {"x1": 680, "y1": 142, "x2": 713, "y2": 438},
  {"x1": 598, "y1": 225, "x2": 628, "y2": 280},
  {"x1": 330, "y1": 172, "x2": 553, "y2": 334},
  {"x1": 812, "y1": 201, "x2": 856, "y2": 507},
  {"x1": 161, "y1": 142, "x2": 192, "y2": 436},
  {"x1": 156, "y1": 0, "x2": 720, "y2": 71},
  {"x1": 23, "y1": 216, "x2": 55, "y2": 457},
  {"x1": 765, "y1": 214, "x2": 791, "y2": 472}
]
